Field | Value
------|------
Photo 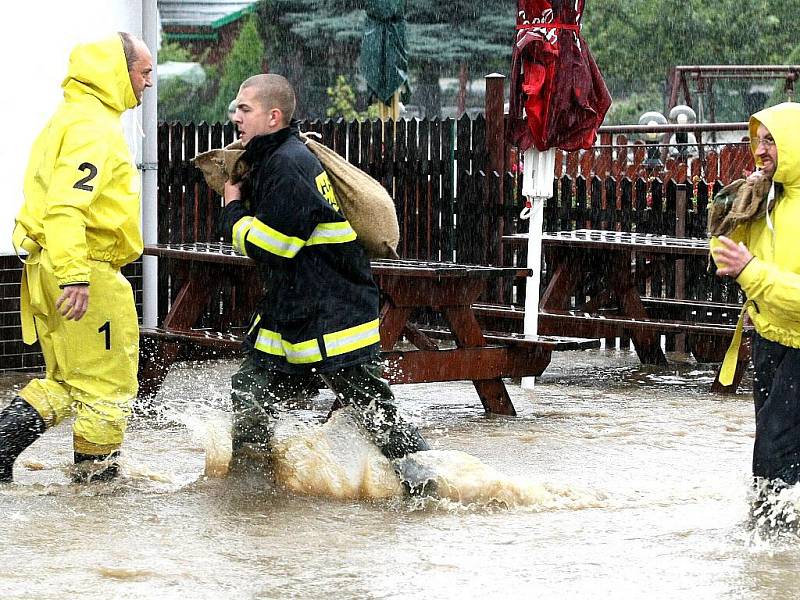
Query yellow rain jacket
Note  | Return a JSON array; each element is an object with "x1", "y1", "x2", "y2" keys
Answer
[
  {"x1": 16, "y1": 35, "x2": 142, "y2": 287},
  {"x1": 13, "y1": 35, "x2": 143, "y2": 456},
  {"x1": 713, "y1": 102, "x2": 800, "y2": 384}
]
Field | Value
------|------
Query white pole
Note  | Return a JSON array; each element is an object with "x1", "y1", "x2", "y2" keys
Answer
[
  {"x1": 521, "y1": 197, "x2": 544, "y2": 389},
  {"x1": 519, "y1": 148, "x2": 555, "y2": 390},
  {"x1": 141, "y1": 0, "x2": 159, "y2": 327}
]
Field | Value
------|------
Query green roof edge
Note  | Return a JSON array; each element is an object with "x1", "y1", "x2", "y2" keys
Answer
[
  {"x1": 211, "y1": 3, "x2": 258, "y2": 29},
  {"x1": 164, "y1": 31, "x2": 219, "y2": 41}
]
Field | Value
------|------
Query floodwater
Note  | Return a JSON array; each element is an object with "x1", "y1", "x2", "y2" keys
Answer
[{"x1": 1, "y1": 349, "x2": 799, "y2": 600}]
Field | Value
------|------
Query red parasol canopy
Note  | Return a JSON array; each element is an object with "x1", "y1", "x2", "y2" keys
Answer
[{"x1": 507, "y1": 0, "x2": 612, "y2": 153}]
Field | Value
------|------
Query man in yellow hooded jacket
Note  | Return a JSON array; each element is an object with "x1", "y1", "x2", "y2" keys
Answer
[
  {"x1": 2, "y1": 33, "x2": 152, "y2": 483},
  {"x1": 712, "y1": 102, "x2": 800, "y2": 489}
]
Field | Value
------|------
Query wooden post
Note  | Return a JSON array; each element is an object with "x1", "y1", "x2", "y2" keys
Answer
[
  {"x1": 485, "y1": 73, "x2": 506, "y2": 273},
  {"x1": 485, "y1": 73, "x2": 506, "y2": 191},
  {"x1": 674, "y1": 185, "x2": 687, "y2": 353}
]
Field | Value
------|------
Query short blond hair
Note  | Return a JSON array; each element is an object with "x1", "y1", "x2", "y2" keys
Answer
[{"x1": 240, "y1": 74, "x2": 296, "y2": 126}]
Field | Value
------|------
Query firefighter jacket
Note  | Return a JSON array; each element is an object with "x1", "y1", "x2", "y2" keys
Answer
[
  {"x1": 712, "y1": 102, "x2": 800, "y2": 384},
  {"x1": 220, "y1": 123, "x2": 381, "y2": 374},
  {"x1": 15, "y1": 35, "x2": 143, "y2": 287}
]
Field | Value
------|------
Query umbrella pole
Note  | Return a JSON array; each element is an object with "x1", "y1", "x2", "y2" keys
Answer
[
  {"x1": 520, "y1": 148, "x2": 556, "y2": 390},
  {"x1": 521, "y1": 197, "x2": 544, "y2": 390}
]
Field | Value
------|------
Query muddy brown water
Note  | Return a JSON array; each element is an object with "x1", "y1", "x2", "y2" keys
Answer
[{"x1": 1, "y1": 349, "x2": 799, "y2": 600}]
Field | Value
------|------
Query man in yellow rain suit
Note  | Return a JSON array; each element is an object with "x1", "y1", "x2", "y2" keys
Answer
[
  {"x1": 711, "y1": 102, "x2": 800, "y2": 493},
  {"x1": 2, "y1": 33, "x2": 153, "y2": 483}
]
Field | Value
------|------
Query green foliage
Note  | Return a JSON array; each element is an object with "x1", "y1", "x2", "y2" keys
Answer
[
  {"x1": 260, "y1": 0, "x2": 513, "y2": 69},
  {"x1": 158, "y1": 41, "x2": 194, "y2": 63},
  {"x1": 255, "y1": 0, "x2": 513, "y2": 116},
  {"x1": 157, "y1": 41, "x2": 221, "y2": 123},
  {"x1": 765, "y1": 44, "x2": 800, "y2": 108},
  {"x1": 325, "y1": 75, "x2": 380, "y2": 120},
  {"x1": 602, "y1": 88, "x2": 664, "y2": 126},
  {"x1": 583, "y1": 0, "x2": 800, "y2": 100},
  {"x1": 406, "y1": 1, "x2": 513, "y2": 68},
  {"x1": 211, "y1": 14, "x2": 266, "y2": 120}
]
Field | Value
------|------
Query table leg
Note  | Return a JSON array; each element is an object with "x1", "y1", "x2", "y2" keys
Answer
[
  {"x1": 443, "y1": 306, "x2": 517, "y2": 416},
  {"x1": 138, "y1": 271, "x2": 217, "y2": 400},
  {"x1": 609, "y1": 253, "x2": 667, "y2": 365},
  {"x1": 379, "y1": 303, "x2": 413, "y2": 351},
  {"x1": 540, "y1": 250, "x2": 585, "y2": 310}
]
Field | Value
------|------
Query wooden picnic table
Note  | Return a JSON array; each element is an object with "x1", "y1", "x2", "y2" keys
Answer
[
  {"x1": 139, "y1": 243, "x2": 597, "y2": 415},
  {"x1": 502, "y1": 229, "x2": 751, "y2": 393}
]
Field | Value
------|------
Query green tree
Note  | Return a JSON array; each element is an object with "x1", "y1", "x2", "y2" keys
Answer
[
  {"x1": 765, "y1": 44, "x2": 800, "y2": 109},
  {"x1": 582, "y1": 0, "x2": 799, "y2": 99},
  {"x1": 211, "y1": 14, "x2": 266, "y2": 120},
  {"x1": 157, "y1": 42, "x2": 219, "y2": 123},
  {"x1": 326, "y1": 75, "x2": 380, "y2": 120},
  {"x1": 256, "y1": 0, "x2": 515, "y2": 117}
]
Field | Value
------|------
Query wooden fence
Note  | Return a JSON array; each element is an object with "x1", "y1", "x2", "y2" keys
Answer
[{"x1": 156, "y1": 77, "x2": 750, "y2": 326}]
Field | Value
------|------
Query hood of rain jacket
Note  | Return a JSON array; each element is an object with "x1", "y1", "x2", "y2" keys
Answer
[
  {"x1": 15, "y1": 35, "x2": 142, "y2": 286},
  {"x1": 718, "y1": 102, "x2": 800, "y2": 353}
]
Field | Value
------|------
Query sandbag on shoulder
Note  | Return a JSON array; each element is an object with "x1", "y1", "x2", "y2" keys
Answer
[
  {"x1": 192, "y1": 139, "x2": 247, "y2": 196},
  {"x1": 301, "y1": 134, "x2": 400, "y2": 259},
  {"x1": 192, "y1": 133, "x2": 400, "y2": 259}
]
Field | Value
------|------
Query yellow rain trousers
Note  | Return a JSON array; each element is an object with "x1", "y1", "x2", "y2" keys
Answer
[
  {"x1": 16, "y1": 242, "x2": 138, "y2": 455},
  {"x1": 13, "y1": 35, "x2": 142, "y2": 455},
  {"x1": 712, "y1": 102, "x2": 800, "y2": 384}
]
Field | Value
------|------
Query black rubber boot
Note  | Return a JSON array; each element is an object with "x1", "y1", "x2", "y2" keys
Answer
[
  {"x1": 73, "y1": 451, "x2": 120, "y2": 483},
  {"x1": 0, "y1": 396, "x2": 47, "y2": 483},
  {"x1": 395, "y1": 454, "x2": 439, "y2": 498}
]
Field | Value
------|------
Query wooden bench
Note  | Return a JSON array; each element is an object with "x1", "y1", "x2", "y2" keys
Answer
[
  {"x1": 139, "y1": 325, "x2": 597, "y2": 390},
  {"x1": 418, "y1": 325, "x2": 599, "y2": 352},
  {"x1": 471, "y1": 301, "x2": 751, "y2": 392},
  {"x1": 474, "y1": 299, "x2": 746, "y2": 358},
  {"x1": 639, "y1": 297, "x2": 742, "y2": 324},
  {"x1": 140, "y1": 243, "x2": 572, "y2": 416}
]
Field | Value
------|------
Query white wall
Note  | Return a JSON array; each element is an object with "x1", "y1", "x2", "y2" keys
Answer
[{"x1": 0, "y1": 0, "x2": 145, "y2": 255}]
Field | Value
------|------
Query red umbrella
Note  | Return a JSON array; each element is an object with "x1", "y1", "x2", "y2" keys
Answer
[
  {"x1": 507, "y1": 0, "x2": 612, "y2": 153},
  {"x1": 506, "y1": 0, "x2": 612, "y2": 389}
]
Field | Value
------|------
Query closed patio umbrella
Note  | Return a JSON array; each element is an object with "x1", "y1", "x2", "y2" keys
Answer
[
  {"x1": 507, "y1": 0, "x2": 611, "y2": 388},
  {"x1": 359, "y1": 0, "x2": 409, "y2": 120}
]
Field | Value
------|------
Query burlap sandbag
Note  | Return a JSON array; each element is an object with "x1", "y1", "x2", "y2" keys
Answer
[
  {"x1": 191, "y1": 140, "x2": 247, "y2": 195},
  {"x1": 301, "y1": 135, "x2": 400, "y2": 259},
  {"x1": 708, "y1": 174, "x2": 772, "y2": 238},
  {"x1": 192, "y1": 134, "x2": 399, "y2": 259}
]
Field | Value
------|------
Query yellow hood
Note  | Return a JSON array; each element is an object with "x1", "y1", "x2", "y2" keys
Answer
[
  {"x1": 749, "y1": 102, "x2": 800, "y2": 188},
  {"x1": 61, "y1": 34, "x2": 137, "y2": 113}
]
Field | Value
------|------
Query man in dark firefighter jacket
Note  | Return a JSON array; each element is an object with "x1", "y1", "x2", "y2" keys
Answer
[{"x1": 220, "y1": 74, "x2": 429, "y2": 483}]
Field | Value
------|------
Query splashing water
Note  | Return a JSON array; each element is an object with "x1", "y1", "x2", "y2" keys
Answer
[
  {"x1": 270, "y1": 409, "x2": 404, "y2": 499},
  {"x1": 397, "y1": 450, "x2": 606, "y2": 510},
  {"x1": 749, "y1": 478, "x2": 800, "y2": 539},
  {"x1": 196, "y1": 405, "x2": 603, "y2": 509}
]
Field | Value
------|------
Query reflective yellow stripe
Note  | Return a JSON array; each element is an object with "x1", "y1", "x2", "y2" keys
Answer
[
  {"x1": 247, "y1": 313, "x2": 261, "y2": 335},
  {"x1": 254, "y1": 328, "x2": 284, "y2": 356},
  {"x1": 253, "y1": 327, "x2": 323, "y2": 364},
  {"x1": 232, "y1": 216, "x2": 253, "y2": 256},
  {"x1": 246, "y1": 218, "x2": 306, "y2": 258},
  {"x1": 282, "y1": 338, "x2": 323, "y2": 364},
  {"x1": 307, "y1": 221, "x2": 357, "y2": 246},
  {"x1": 324, "y1": 318, "x2": 381, "y2": 357}
]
